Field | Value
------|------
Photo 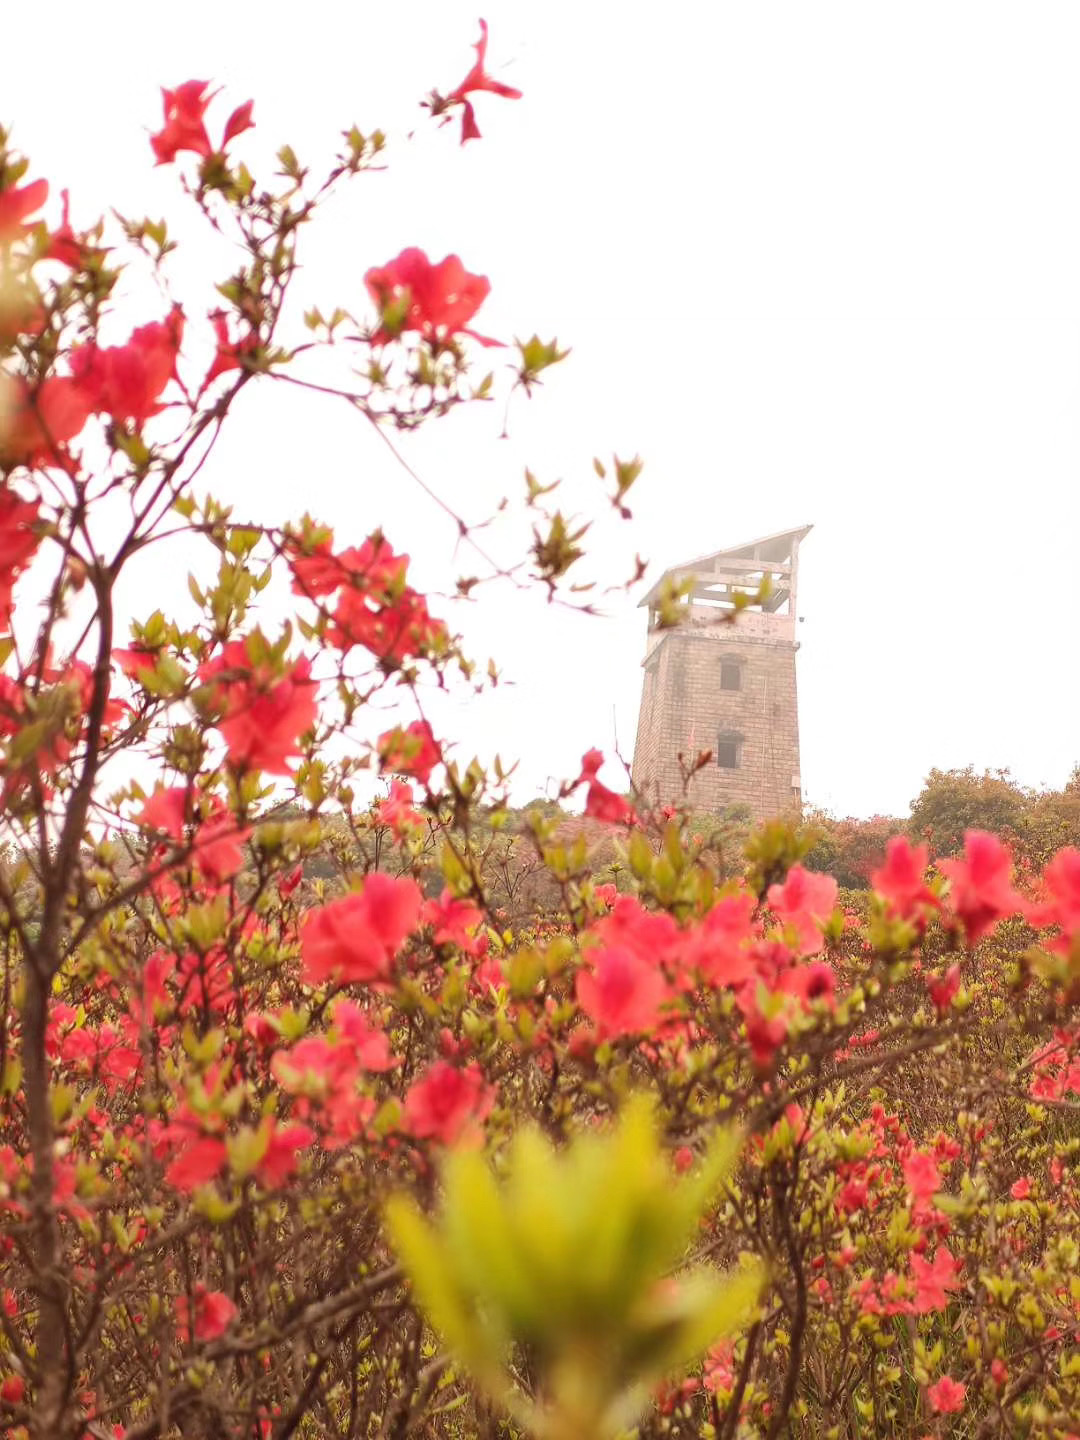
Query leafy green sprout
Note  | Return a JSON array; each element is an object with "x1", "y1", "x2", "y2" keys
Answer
[{"x1": 386, "y1": 1095, "x2": 763, "y2": 1440}]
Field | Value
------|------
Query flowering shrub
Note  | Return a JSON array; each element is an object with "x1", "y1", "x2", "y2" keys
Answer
[{"x1": 1, "y1": 33, "x2": 1079, "y2": 1440}]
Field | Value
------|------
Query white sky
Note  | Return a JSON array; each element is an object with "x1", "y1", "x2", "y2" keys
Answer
[{"x1": 5, "y1": 1, "x2": 1080, "y2": 817}]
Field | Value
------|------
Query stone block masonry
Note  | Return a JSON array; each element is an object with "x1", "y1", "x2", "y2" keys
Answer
[{"x1": 631, "y1": 527, "x2": 810, "y2": 823}]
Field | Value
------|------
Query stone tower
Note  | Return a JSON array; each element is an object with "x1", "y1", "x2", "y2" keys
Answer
[{"x1": 631, "y1": 525, "x2": 811, "y2": 821}]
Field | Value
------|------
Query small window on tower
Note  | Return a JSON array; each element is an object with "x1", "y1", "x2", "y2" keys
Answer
[
  {"x1": 716, "y1": 732, "x2": 741, "y2": 769},
  {"x1": 720, "y1": 658, "x2": 742, "y2": 692}
]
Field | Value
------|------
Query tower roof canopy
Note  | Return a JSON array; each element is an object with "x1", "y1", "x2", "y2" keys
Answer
[{"x1": 639, "y1": 524, "x2": 812, "y2": 611}]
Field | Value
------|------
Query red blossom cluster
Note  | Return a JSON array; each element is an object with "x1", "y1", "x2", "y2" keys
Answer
[
  {"x1": 301, "y1": 872, "x2": 423, "y2": 985},
  {"x1": 402, "y1": 1060, "x2": 494, "y2": 1145},
  {"x1": 364, "y1": 248, "x2": 501, "y2": 347},
  {"x1": 139, "y1": 786, "x2": 250, "y2": 885},
  {"x1": 377, "y1": 718, "x2": 441, "y2": 785},
  {"x1": 571, "y1": 872, "x2": 839, "y2": 1061},
  {"x1": 197, "y1": 638, "x2": 317, "y2": 774},
  {"x1": 289, "y1": 532, "x2": 448, "y2": 664},
  {"x1": 376, "y1": 778, "x2": 424, "y2": 835},
  {"x1": 1, "y1": 308, "x2": 184, "y2": 472},
  {"x1": 0, "y1": 654, "x2": 127, "y2": 803},
  {"x1": 149, "y1": 80, "x2": 254, "y2": 166}
]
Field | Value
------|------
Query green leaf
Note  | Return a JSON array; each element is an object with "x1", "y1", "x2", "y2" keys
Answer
[
  {"x1": 385, "y1": 1097, "x2": 755, "y2": 1438},
  {"x1": 516, "y1": 334, "x2": 570, "y2": 388},
  {"x1": 227, "y1": 1122, "x2": 271, "y2": 1180},
  {"x1": 385, "y1": 1195, "x2": 498, "y2": 1386},
  {"x1": 51, "y1": 1082, "x2": 76, "y2": 1126}
]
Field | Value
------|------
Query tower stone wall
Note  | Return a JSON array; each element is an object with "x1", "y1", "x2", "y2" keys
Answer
[{"x1": 631, "y1": 528, "x2": 809, "y2": 822}]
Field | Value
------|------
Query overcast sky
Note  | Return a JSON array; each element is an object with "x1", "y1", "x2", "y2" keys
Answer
[{"x1": 6, "y1": 1, "x2": 1080, "y2": 817}]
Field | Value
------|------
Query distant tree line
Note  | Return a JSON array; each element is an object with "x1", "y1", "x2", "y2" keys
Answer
[{"x1": 801, "y1": 764, "x2": 1080, "y2": 886}]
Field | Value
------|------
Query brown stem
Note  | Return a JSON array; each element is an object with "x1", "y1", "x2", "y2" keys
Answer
[
  {"x1": 21, "y1": 967, "x2": 71, "y2": 1438},
  {"x1": 765, "y1": 1167, "x2": 808, "y2": 1440},
  {"x1": 717, "y1": 1320, "x2": 761, "y2": 1440}
]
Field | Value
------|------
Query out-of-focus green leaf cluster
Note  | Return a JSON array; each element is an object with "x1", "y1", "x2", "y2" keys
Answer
[{"x1": 386, "y1": 1095, "x2": 762, "y2": 1439}]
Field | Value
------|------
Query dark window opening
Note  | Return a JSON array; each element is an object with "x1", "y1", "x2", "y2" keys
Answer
[
  {"x1": 717, "y1": 735, "x2": 740, "y2": 769},
  {"x1": 720, "y1": 659, "x2": 742, "y2": 692}
]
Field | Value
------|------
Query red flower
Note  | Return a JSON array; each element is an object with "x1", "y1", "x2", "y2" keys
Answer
[
  {"x1": 272, "y1": 1036, "x2": 355, "y2": 1097},
  {"x1": 151, "y1": 83, "x2": 255, "y2": 166},
  {"x1": 60, "y1": 658, "x2": 126, "y2": 735},
  {"x1": 903, "y1": 1149, "x2": 942, "y2": 1201},
  {"x1": 939, "y1": 830, "x2": 1023, "y2": 944},
  {"x1": 580, "y1": 748, "x2": 604, "y2": 779},
  {"x1": 290, "y1": 534, "x2": 408, "y2": 600},
  {"x1": 767, "y1": 865, "x2": 838, "y2": 956},
  {"x1": 927, "y1": 1375, "x2": 966, "y2": 1414},
  {"x1": 330, "y1": 584, "x2": 447, "y2": 663},
  {"x1": 703, "y1": 1340, "x2": 735, "y2": 1395},
  {"x1": 403, "y1": 1061, "x2": 494, "y2": 1145},
  {"x1": 221, "y1": 100, "x2": 255, "y2": 149},
  {"x1": 423, "y1": 888, "x2": 485, "y2": 953},
  {"x1": 202, "y1": 309, "x2": 259, "y2": 389},
  {"x1": 330, "y1": 999, "x2": 398, "y2": 1071},
  {"x1": 926, "y1": 963, "x2": 961, "y2": 1013},
  {"x1": 1010, "y1": 1175, "x2": 1031, "y2": 1199},
  {"x1": 176, "y1": 1284, "x2": 237, "y2": 1342},
  {"x1": 0, "y1": 1373, "x2": 25, "y2": 1405},
  {"x1": 0, "y1": 176, "x2": 48, "y2": 242},
  {"x1": 576, "y1": 944, "x2": 668, "y2": 1040},
  {"x1": 198, "y1": 640, "x2": 317, "y2": 774},
  {"x1": 0, "y1": 488, "x2": 40, "y2": 624},
  {"x1": 112, "y1": 643, "x2": 159, "y2": 681},
  {"x1": 165, "y1": 1135, "x2": 227, "y2": 1192},
  {"x1": 910, "y1": 1245, "x2": 961, "y2": 1313},
  {"x1": 70, "y1": 306, "x2": 184, "y2": 426},
  {"x1": 444, "y1": 19, "x2": 523, "y2": 144},
  {"x1": 279, "y1": 864, "x2": 303, "y2": 899},
  {"x1": 377, "y1": 719, "x2": 441, "y2": 786},
  {"x1": 779, "y1": 958, "x2": 836, "y2": 1008},
  {"x1": 584, "y1": 778, "x2": 635, "y2": 825},
  {"x1": 195, "y1": 1286, "x2": 237, "y2": 1340},
  {"x1": 1028, "y1": 846, "x2": 1080, "y2": 952},
  {"x1": 139, "y1": 786, "x2": 245, "y2": 883},
  {"x1": 836, "y1": 1178, "x2": 868, "y2": 1215},
  {"x1": 0, "y1": 375, "x2": 96, "y2": 468},
  {"x1": 685, "y1": 893, "x2": 757, "y2": 988},
  {"x1": 139, "y1": 785, "x2": 189, "y2": 840},
  {"x1": 151, "y1": 80, "x2": 214, "y2": 163},
  {"x1": 270, "y1": 1035, "x2": 376, "y2": 1148},
  {"x1": 871, "y1": 836, "x2": 938, "y2": 920},
  {"x1": 364, "y1": 248, "x2": 501, "y2": 347},
  {"x1": 741, "y1": 1000, "x2": 793, "y2": 1069},
  {"x1": 255, "y1": 1120, "x2": 314, "y2": 1189},
  {"x1": 300, "y1": 872, "x2": 423, "y2": 985},
  {"x1": 574, "y1": 749, "x2": 636, "y2": 825},
  {"x1": 45, "y1": 189, "x2": 99, "y2": 269},
  {"x1": 191, "y1": 809, "x2": 249, "y2": 885},
  {"x1": 593, "y1": 894, "x2": 680, "y2": 966},
  {"x1": 137, "y1": 950, "x2": 176, "y2": 1022},
  {"x1": 376, "y1": 779, "x2": 422, "y2": 835}
]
